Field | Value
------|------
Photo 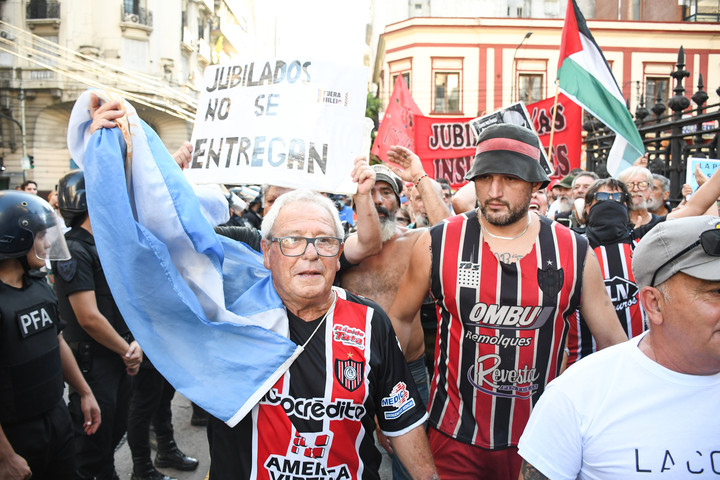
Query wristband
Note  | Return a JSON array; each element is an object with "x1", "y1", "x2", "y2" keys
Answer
[{"x1": 414, "y1": 173, "x2": 429, "y2": 186}]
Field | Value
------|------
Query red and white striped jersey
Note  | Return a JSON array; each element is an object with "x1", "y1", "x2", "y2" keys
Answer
[
  {"x1": 428, "y1": 211, "x2": 586, "y2": 449},
  {"x1": 567, "y1": 241, "x2": 646, "y2": 366},
  {"x1": 207, "y1": 288, "x2": 427, "y2": 480}
]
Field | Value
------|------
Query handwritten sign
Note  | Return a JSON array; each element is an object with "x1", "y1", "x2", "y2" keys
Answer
[{"x1": 186, "y1": 58, "x2": 368, "y2": 194}]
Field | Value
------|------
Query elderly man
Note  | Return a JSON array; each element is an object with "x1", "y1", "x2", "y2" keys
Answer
[
  {"x1": 518, "y1": 215, "x2": 720, "y2": 479},
  {"x1": 649, "y1": 173, "x2": 672, "y2": 216},
  {"x1": 618, "y1": 166, "x2": 660, "y2": 228},
  {"x1": 388, "y1": 123, "x2": 627, "y2": 479},
  {"x1": 209, "y1": 189, "x2": 438, "y2": 480}
]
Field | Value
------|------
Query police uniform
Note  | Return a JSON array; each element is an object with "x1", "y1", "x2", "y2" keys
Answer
[
  {"x1": 54, "y1": 226, "x2": 132, "y2": 480},
  {"x1": 0, "y1": 271, "x2": 75, "y2": 479}
]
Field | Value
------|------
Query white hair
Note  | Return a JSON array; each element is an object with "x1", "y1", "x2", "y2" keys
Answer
[{"x1": 260, "y1": 189, "x2": 344, "y2": 239}]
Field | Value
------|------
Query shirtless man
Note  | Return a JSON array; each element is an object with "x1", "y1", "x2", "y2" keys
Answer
[{"x1": 339, "y1": 146, "x2": 450, "y2": 479}]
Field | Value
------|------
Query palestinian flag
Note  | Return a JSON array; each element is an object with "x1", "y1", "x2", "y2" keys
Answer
[{"x1": 558, "y1": 0, "x2": 644, "y2": 176}]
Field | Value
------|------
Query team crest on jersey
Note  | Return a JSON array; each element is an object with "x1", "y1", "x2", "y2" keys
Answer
[
  {"x1": 537, "y1": 265, "x2": 564, "y2": 298},
  {"x1": 381, "y1": 382, "x2": 416, "y2": 420},
  {"x1": 55, "y1": 257, "x2": 77, "y2": 282},
  {"x1": 334, "y1": 357, "x2": 364, "y2": 392},
  {"x1": 332, "y1": 324, "x2": 365, "y2": 349}
]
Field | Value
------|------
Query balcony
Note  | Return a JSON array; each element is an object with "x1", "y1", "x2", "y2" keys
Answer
[
  {"x1": 120, "y1": 6, "x2": 153, "y2": 34},
  {"x1": 26, "y1": 1, "x2": 61, "y2": 30}
]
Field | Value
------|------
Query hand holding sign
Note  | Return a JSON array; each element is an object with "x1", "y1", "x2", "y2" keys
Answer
[{"x1": 187, "y1": 58, "x2": 369, "y2": 194}]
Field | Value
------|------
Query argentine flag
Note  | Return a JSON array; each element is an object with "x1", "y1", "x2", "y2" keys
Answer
[{"x1": 67, "y1": 89, "x2": 301, "y2": 427}]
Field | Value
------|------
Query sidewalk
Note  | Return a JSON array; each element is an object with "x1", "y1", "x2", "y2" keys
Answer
[{"x1": 115, "y1": 394, "x2": 392, "y2": 479}]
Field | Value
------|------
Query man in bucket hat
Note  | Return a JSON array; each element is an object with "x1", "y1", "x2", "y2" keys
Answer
[
  {"x1": 388, "y1": 123, "x2": 627, "y2": 479},
  {"x1": 518, "y1": 215, "x2": 720, "y2": 479}
]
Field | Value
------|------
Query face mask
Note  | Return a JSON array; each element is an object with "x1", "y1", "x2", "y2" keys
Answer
[{"x1": 585, "y1": 200, "x2": 631, "y2": 246}]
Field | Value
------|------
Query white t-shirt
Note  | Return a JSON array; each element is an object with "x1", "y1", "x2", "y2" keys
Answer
[{"x1": 518, "y1": 332, "x2": 720, "y2": 479}]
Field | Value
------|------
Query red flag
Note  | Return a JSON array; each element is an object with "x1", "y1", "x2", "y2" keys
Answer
[
  {"x1": 527, "y1": 93, "x2": 583, "y2": 179},
  {"x1": 371, "y1": 76, "x2": 422, "y2": 162}
]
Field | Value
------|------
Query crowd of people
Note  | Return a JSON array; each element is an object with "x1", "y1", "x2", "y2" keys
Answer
[{"x1": 1, "y1": 91, "x2": 719, "y2": 480}]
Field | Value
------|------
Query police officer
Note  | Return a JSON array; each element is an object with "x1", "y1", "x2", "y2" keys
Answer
[
  {"x1": 0, "y1": 191, "x2": 100, "y2": 480},
  {"x1": 53, "y1": 170, "x2": 143, "y2": 480}
]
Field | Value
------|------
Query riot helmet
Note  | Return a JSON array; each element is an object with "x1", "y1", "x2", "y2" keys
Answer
[
  {"x1": 0, "y1": 190, "x2": 71, "y2": 261},
  {"x1": 57, "y1": 169, "x2": 87, "y2": 227}
]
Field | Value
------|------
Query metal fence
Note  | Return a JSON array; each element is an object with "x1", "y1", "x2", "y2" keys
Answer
[{"x1": 585, "y1": 46, "x2": 720, "y2": 204}]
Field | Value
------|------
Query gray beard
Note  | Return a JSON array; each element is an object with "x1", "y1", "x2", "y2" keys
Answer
[
  {"x1": 413, "y1": 214, "x2": 429, "y2": 228},
  {"x1": 630, "y1": 198, "x2": 648, "y2": 211},
  {"x1": 646, "y1": 195, "x2": 663, "y2": 212},
  {"x1": 380, "y1": 217, "x2": 397, "y2": 242}
]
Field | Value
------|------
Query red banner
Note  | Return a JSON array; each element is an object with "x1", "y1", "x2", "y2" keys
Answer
[
  {"x1": 413, "y1": 116, "x2": 475, "y2": 190},
  {"x1": 371, "y1": 76, "x2": 423, "y2": 163},
  {"x1": 527, "y1": 93, "x2": 582, "y2": 180}
]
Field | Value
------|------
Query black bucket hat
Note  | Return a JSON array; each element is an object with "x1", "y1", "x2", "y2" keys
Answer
[{"x1": 465, "y1": 123, "x2": 550, "y2": 188}]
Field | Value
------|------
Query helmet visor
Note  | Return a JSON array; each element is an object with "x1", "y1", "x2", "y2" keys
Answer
[{"x1": 33, "y1": 223, "x2": 70, "y2": 261}]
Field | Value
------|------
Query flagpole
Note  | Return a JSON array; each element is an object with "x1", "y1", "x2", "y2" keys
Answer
[{"x1": 547, "y1": 79, "x2": 560, "y2": 165}]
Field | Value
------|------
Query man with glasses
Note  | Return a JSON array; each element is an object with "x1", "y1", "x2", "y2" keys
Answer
[
  {"x1": 566, "y1": 172, "x2": 720, "y2": 366},
  {"x1": 618, "y1": 166, "x2": 658, "y2": 228},
  {"x1": 208, "y1": 189, "x2": 439, "y2": 480},
  {"x1": 518, "y1": 215, "x2": 720, "y2": 480}
]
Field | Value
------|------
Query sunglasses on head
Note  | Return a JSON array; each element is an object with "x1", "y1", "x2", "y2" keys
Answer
[
  {"x1": 649, "y1": 227, "x2": 720, "y2": 286},
  {"x1": 593, "y1": 191, "x2": 626, "y2": 203}
]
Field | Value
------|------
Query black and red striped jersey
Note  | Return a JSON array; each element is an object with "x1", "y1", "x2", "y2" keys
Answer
[
  {"x1": 567, "y1": 241, "x2": 646, "y2": 366},
  {"x1": 427, "y1": 211, "x2": 586, "y2": 450},
  {"x1": 207, "y1": 288, "x2": 427, "y2": 480}
]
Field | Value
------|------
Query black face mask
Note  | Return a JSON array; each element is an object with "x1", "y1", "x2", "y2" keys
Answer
[{"x1": 585, "y1": 200, "x2": 631, "y2": 246}]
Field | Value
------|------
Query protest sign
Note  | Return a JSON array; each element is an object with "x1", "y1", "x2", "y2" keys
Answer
[
  {"x1": 469, "y1": 102, "x2": 554, "y2": 176},
  {"x1": 413, "y1": 116, "x2": 475, "y2": 190},
  {"x1": 527, "y1": 93, "x2": 582, "y2": 179},
  {"x1": 686, "y1": 157, "x2": 720, "y2": 195},
  {"x1": 186, "y1": 59, "x2": 368, "y2": 194}
]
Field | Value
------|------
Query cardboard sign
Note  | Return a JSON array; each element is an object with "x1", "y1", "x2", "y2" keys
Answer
[
  {"x1": 186, "y1": 58, "x2": 368, "y2": 194},
  {"x1": 686, "y1": 157, "x2": 720, "y2": 195},
  {"x1": 468, "y1": 102, "x2": 553, "y2": 176}
]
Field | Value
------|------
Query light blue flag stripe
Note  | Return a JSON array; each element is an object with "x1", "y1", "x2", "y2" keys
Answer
[{"x1": 68, "y1": 90, "x2": 300, "y2": 426}]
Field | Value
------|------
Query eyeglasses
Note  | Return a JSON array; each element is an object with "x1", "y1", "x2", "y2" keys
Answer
[
  {"x1": 270, "y1": 236, "x2": 343, "y2": 257},
  {"x1": 625, "y1": 181, "x2": 650, "y2": 191},
  {"x1": 649, "y1": 228, "x2": 720, "y2": 286},
  {"x1": 593, "y1": 191, "x2": 626, "y2": 203}
]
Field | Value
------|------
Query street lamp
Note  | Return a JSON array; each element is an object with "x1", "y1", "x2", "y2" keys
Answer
[{"x1": 510, "y1": 32, "x2": 533, "y2": 103}]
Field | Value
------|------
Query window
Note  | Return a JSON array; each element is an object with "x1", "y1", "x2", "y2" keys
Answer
[
  {"x1": 518, "y1": 73, "x2": 543, "y2": 105},
  {"x1": 391, "y1": 72, "x2": 410, "y2": 90},
  {"x1": 682, "y1": 0, "x2": 720, "y2": 22},
  {"x1": 645, "y1": 77, "x2": 669, "y2": 107},
  {"x1": 124, "y1": 0, "x2": 140, "y2": 15},
  {"x1": 33, "y1": 35, "x2": 58, "y2": 67},
  {"x1": 434, "y1": 72, "x2": 460, "y2": 113}
]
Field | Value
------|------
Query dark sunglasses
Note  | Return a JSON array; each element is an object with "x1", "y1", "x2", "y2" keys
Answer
[
  {"x1": 593, "y1": 191, "x2": 626, "y2": 203},
  {"x1": 650, "y1": 228, "x2": 720, "y2": 286}
]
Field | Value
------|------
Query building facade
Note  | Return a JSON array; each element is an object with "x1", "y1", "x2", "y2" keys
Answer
[
  {"x1": 0, "y1": 0, "x2": 254, "y2": 192},
  {"x1": 371, "y1": 1, "x2": 720, "y2": 131}
]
